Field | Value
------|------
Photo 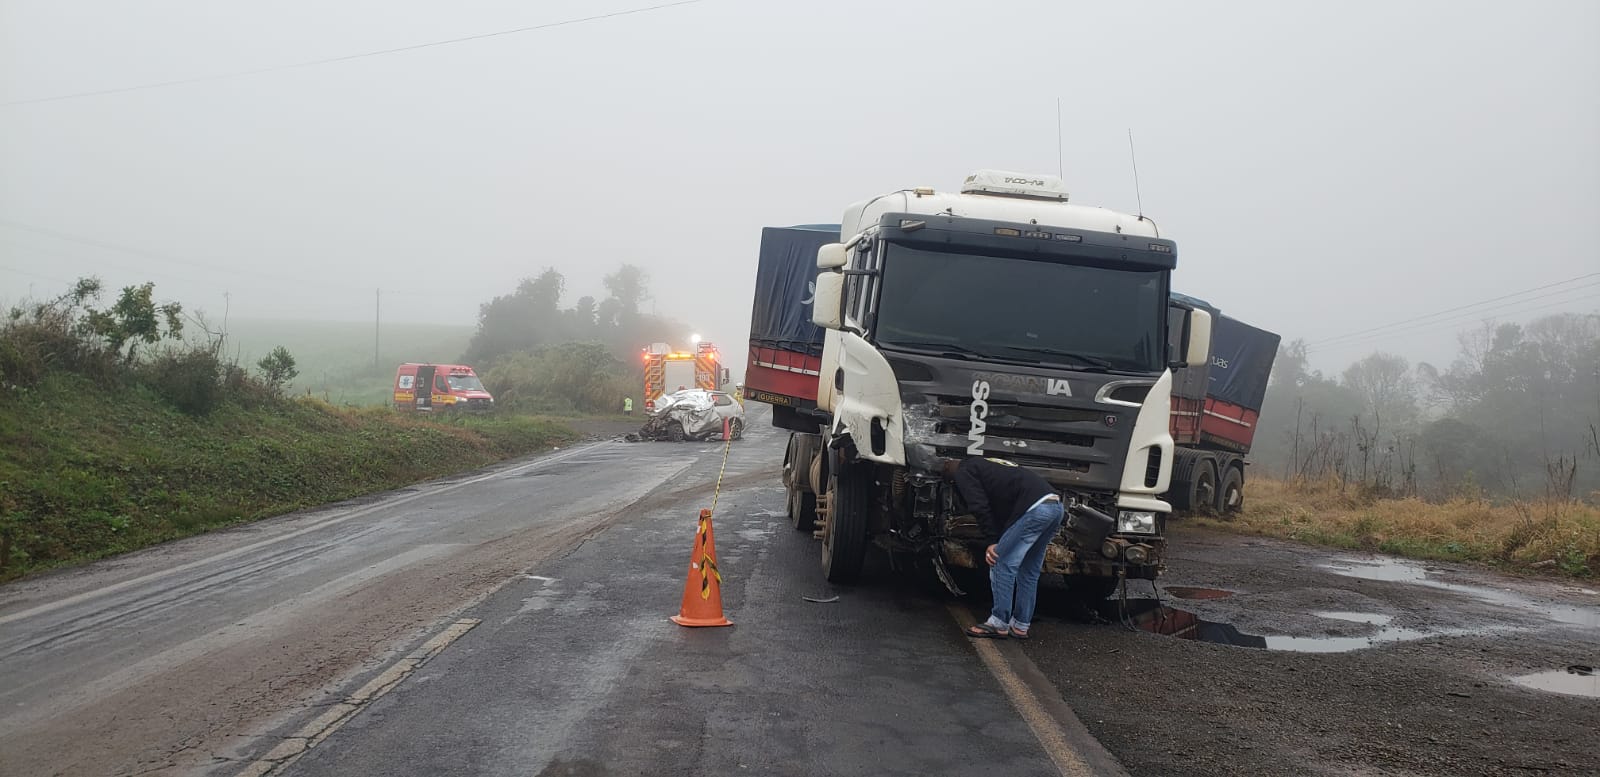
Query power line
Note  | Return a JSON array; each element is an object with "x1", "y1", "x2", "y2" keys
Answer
[
  {"x1": 1307, "y1": 271, "x2": 1600, "y2": 348},
  {"x1": 1, "y1": 0, "x2": 704, "y2": 108},
  {"x1": 1308, "y1": 290, "x2": 1600, "y2": 355},
  {"x1": 1309, "y1": 280, "x2": 1600, "y2": 352},
  {"x1": 0, "y1": 223, "x2": 506, "y2": 307},
  {"x1": 0, "y1": 219, "x2": 358, "y2": 291}
]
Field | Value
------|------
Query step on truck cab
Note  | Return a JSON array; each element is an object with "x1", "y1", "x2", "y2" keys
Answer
[{"x1": 746, "y1": 171, "x2": 1214, "y2": 595}]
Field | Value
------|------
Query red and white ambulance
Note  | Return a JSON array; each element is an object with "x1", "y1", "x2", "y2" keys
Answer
[{"x1": 392, "y1": 363, "x2": 494, "y2": 411}]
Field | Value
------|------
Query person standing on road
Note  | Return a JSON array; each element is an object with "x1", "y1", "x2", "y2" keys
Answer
[
  {"x1": 943, "y1": 457, "x2": 1065, "y2": 640},
  {"x1": 623, "y1": 397, "x2": 633, "y2": 416}
]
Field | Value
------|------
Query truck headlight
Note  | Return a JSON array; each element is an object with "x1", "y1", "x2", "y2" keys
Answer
[{"x1": 1116, "y1": 511, "x2": 1157, "y2": 535}]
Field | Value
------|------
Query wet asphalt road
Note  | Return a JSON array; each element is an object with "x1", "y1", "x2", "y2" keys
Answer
[
  {"x1": 278, "y1": 431, "x2": 1064, "y2": 777},
  {"x1": 3, "y1": 407, "x2": 1597, "y2": 777}
]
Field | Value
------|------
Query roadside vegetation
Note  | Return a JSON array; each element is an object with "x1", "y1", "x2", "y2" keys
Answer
[
  {"x1": 1211, "y1": 311, "x2": 1599, "y2": 579},
  {"x1": 465, "y1": 264, "x2": 691, "y2": 416},
  {"x1": 0, "y1": 280, "x2": 571, "y2": 581},
  {"x1": 1195, "y1": 478, "x2": 1598, "y2": 579}
]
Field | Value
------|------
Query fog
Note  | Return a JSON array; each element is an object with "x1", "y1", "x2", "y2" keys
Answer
[{"x1": 3, "y1": 0, "x2": 1596, "y2": 378}]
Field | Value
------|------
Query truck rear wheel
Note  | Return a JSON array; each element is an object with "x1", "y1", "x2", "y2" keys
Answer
[
  {"x1": 822, "y1": 460, "x2": 871, "y2": 583},
  {"x1": 1181, "y1": 459, "x2": 1218, "y2": 514},
  {"x1": 1219, "y1": 466, "x2": 1244, "y2": 515}
]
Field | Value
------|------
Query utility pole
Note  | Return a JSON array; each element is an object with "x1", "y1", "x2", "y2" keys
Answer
[{"x1": 375, "y1": 288, "x2": 381, "y2": 370}]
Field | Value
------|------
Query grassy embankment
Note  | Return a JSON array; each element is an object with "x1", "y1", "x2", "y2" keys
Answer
[
  {"x1": 0, "y1": 372, "x2": 572, "y2": 582},
  {"x1": 1193, "y1": 478, "x2": 1599, "y2": 579}
]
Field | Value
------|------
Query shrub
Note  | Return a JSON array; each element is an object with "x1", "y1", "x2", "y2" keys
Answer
[
  {"x1": 142, "y1": 347, "x2": 225, "y2": 415},
  {"x1": 256, "y1": 346, "x2": 299, "y2": 394}
]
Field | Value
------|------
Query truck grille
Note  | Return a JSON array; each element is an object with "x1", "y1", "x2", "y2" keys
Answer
[{"x1": 909, "y1": 395, "x2": 1130, "y2": 489}]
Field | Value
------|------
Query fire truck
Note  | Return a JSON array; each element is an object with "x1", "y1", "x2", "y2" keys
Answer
[{"x1": 642, "y1": 341, "x2": 729, "y2": 411}]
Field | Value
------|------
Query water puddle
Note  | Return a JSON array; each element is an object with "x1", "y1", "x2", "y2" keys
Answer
[
  {"x1": 1323, "y1": 557, "x2": 1599, "y2": 629},
  {"x1": 1104, "y1": 600, "x2": 1435, "y2": 653},
  {"x1": 1163, "y1": 586, "x2": 1235, "y2": 600},
  {"x1": 1314, "y1": 611, "x2": 1393, "y2": 626},
  {"x1": 1510, "y1": 665, "x2": 1600, "y2": 699}
]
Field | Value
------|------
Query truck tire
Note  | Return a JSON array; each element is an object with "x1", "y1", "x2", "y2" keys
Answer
[
  {"x1": 1182, "y1": 458, "x2": 1218, "y2": 514},
  {"x1": 822, "y1": 460, "x2": 871, "y2": 583},
  {"x1": 1218, "y1": 466, "x2": 1245, "y2": 515},
  {"x1": 666, "y1": 421, "x2": 686, "y2": 443},
  {"x1": 786, "y1": 487, "x2": 816, "y2": 531},
  {"x1": 783, "y1": 435, "x2": 818, "y2": 531}
]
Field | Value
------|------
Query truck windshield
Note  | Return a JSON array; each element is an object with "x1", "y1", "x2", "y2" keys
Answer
[
  {"x1": 874, "y1": 245, "x2": 1167, "y2": 372},
  {"x1": 447, "y1": 375, "x2": 485, "y2": 391}
]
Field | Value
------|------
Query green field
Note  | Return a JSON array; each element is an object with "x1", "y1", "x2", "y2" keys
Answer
[{"x1": 224, "y1": 319, "x2": 474, "y2": 406}]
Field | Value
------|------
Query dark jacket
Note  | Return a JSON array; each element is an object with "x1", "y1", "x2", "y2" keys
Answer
[{"x1": 952, "y1": 457, "x2": 1058, "y2": 545}]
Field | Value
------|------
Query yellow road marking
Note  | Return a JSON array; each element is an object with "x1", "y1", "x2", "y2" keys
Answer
[
  {"x1": 948, "y1": 604, "x2": 1124, "y2": 777},
  {"x1": 236, "y1": 618, "x2": 481, "y2": 777}
]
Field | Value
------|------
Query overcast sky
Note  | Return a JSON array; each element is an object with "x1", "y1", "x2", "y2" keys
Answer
[{"x1": 3, "y1": 0, "x2": 1596, "y2": 376}]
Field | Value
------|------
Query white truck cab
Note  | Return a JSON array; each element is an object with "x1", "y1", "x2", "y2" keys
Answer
[{"x1": 765, "y1": 170, "x2": 1210, "y2": 592}]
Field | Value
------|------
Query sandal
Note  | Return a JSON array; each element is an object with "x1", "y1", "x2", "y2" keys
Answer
[
  {"x1": 1008, "y1": 627, "x2": 1031, "y2": 640},
  {"x1": 966, "y1": 623, "x2": 1009, "y2": 639}
]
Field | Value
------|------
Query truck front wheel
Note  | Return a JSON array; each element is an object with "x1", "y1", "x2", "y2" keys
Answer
[{"x1": 822, "y1": 460, "x2": 871, "y2": 583}]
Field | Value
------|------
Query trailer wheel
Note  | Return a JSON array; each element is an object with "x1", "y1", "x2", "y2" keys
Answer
[
  {"x1": 666, "y1": 421, "x2": 686, "y2": 443},
  {"x1": 822, "y1": 459, "x2": 871, "y2": 583},
  {"x1": 783, "y1": 436, "x2": 818, "y2": 531},
  {"x1": 1219, "y1": 466, "x2": 1245, "y2": 516},
  {"x1": 1182, "y1": 459, "x2": 1218, "y2": 514}
]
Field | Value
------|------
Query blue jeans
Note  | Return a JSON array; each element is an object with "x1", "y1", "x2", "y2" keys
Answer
[{"x1": 985, "y1": 498, "x2": 1065, "y2": 631}]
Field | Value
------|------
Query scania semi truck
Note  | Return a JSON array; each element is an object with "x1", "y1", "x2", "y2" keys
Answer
[{"x1": 745, "y1": 171, "x2": 1214, "y2": 597}]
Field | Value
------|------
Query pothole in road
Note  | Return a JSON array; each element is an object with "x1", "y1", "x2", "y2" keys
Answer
[
  {"x1": 1100, "y1": 600, "x2": 1433, "y2": 653},
  {"x1": 1510, "y1": 665, "x2": 1599, "y2": 699},
  {"x1": 1162, "y1": 586, "x2": 1235, "y2": 600},
  {"x1": 1322, "y1": 557, "x2": 1600, "y2": 629}
]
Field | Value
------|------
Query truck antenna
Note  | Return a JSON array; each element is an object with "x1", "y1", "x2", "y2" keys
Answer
[
  {"x1": 1127, "y1": 128, "x2": 1145, "y2": 221},
  {"x1": 1055, "y1": 98, "x2": 1064, "y2": 179}
]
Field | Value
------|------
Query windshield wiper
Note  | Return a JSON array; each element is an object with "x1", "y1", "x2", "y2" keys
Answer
[
  {"x1": 994, "y1": 346, "x2": 1115, "y2": 371},
  {"x1": 883, "y1": 341, "x2": 993, "y2": 362}
]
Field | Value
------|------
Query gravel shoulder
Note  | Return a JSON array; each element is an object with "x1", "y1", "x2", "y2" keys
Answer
[{"x1": 1016, "y1": 526, "x2": 1600, "y2": 776}]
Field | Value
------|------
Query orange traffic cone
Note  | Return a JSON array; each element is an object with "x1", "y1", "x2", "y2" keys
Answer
[{"x1": 670, "y1": 508, "x2": 733, "y2": 627}]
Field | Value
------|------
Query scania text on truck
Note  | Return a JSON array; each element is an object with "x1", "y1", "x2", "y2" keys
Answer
[{"x1": 745, "y1": 170, "x2": 1214, "y2": 597}]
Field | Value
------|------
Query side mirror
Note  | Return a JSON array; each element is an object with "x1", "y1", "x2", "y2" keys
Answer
[
  {"x1": 817, "y1": 243, "x2": 848, "y2": 270},
  {"x1": 811, "y1": 272, "x2": 844, "y2": 329},
  {"x1": 1182, "y1": 309, "x2": 1212, "y2": 368}
]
